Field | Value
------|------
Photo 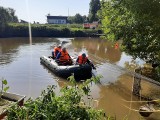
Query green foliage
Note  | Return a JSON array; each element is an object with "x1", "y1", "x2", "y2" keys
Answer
[
  {"x1": 1, "y1": 23, "x2": 98, "y2": 37},
  {"x1": 4, "y1": 8, "x2": 18, "y2": 23},
  {"x1": 98, "y1": 0, "x2": 160, "y2": 68},
  {"x1": 0, "y1": 7, "x2": 8, "y2": 36},
  {"x1": 0, "y1": 6, "x2": 18, "y2": 37},
  {"x1": 68, "y1": 14, "x2": 86, "y2": 24},
  {"x1": 88, "y1": 0, "x2": 101, "y2": 23},
  {"x1": 74, "y1": 14, "x2": 84, "y2": 24},
  {"x1": 0, "y1": 78, "x2": 9, "y2": 99},
  {"x1": 7, "y1": 75, "x2": 106, "y2": 120},
  {"x1": 2, "y1": 80, "x2": 9, "y2": 92}
]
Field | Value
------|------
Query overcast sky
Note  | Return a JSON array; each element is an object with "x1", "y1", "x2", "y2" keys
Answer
[{"x1": 0, "y1": 0, "x2": 90, "y2": 23}]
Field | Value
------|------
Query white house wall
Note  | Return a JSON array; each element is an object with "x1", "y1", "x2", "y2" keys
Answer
[{"x1": 48, "y1": 19, "x2": 67, "y2": 24}]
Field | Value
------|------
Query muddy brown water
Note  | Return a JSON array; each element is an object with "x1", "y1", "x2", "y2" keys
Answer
[{"x1": 0, "y1": 37, "x2": 160, "y2": 119}]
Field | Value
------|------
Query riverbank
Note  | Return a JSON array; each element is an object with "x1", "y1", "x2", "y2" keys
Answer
[{"x1": 0, "y1": 23, "x2": 102, "y2": 38}]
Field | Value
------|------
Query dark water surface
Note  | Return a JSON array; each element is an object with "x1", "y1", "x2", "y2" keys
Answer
[{"x1": 0, "y1": 37, "x2": 160, "y2": 119}]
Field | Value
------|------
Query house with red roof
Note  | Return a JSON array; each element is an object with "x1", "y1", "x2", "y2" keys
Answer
[{"x1": 83, "y1": 22, "x2": 99, "y2": 29}]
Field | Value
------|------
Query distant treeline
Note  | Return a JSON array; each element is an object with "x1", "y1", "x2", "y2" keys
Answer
[{"x1": 1, "y1": 23, "x2": 100, "y2": 37}]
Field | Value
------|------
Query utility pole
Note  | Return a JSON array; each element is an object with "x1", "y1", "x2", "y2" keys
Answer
[{"x1": 67, "y1": 8, "x2": 69, "y2": 28}]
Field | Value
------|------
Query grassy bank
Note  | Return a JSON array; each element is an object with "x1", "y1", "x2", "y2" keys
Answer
[{"x1": 1, "y1": 23, "x2": 100, "y2": 38}]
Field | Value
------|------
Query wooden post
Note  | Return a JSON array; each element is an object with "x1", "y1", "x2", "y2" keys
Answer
[{"x1": 132, "y1": 67, "x2": 142, "y2": 96}]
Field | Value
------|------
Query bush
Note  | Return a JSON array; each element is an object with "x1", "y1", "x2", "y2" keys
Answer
[
  {"x1": 7, "y1": 75, "x2": 106, "y2": 120},
  {"x1": 0, "y1": 23, "x2": 99, "y2": 38}
]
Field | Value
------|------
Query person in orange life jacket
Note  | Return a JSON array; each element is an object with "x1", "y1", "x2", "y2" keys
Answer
[
  {"x1": 52, "y1": 45, "x2": 62, "y2": 58},
  {"x1": 56, "y1": 47, "x2": 72, "y2": 65},
  {"x1": 76, "y1": 53, "x2": 96, "y2": 69}
]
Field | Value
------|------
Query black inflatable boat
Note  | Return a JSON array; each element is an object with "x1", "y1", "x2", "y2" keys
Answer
[{"x1": 40, "y1": 56, "x2": 92, "y2": 80}]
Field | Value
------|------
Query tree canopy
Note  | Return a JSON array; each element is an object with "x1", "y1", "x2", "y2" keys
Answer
[
  {"x1": 98, "y1": 0, "x2": 160, "y2": 65},
  {"x1": 0, "y1": 6, "x2": 18, "y2": 36},
  {"x1": 88, "y1": 0, "x2": 101, "y2": 23},
  {"x1": 68, "y1": 14, "x2": 87, "y2": 24}
]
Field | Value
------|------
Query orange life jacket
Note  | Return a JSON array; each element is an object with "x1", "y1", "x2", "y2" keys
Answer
[
  {"x1": 59, "y1": 50, "x2": 70, "y2": 61},
  {"x1": 54, "y1": 47, "x2": 61, "y2": 57},
  {"x1": 77, "y1": 55, "x2": 88, "y2": 64}
]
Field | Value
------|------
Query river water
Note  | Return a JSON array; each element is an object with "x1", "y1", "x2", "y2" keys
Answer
[{"x1": 0, "y1": 37, "x2": 160, "y2": 119}]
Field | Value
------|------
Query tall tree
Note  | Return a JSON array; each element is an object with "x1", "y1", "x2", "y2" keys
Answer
[
  {"x1": 6, "y1": 8, "x2": 18, "y2": 22},
  {"x1": 68, "y1": 14, "x2": 85, "y2": 24},
  {"x1": 0, "y1": 6, "x2": 18, "y2": 37},
  {"x1": 0, "y1": 7, "x2": 8, "y2": 36},
  {"x1": 88, "y1": 0, "x2": 101, "y2": 23},
  {"x1": 74, "y1": 14, "x2": 84, "y2": 23},
  {"x1": 99, "y1": 0, "x2": 160, "y2": 66}
]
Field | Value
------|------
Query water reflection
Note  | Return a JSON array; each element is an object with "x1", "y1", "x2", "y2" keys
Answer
[
  {"x1": 0, "y1": 37, "x2": 60, "y2": 65},
  {"x1": 71, "y1": 38, "x2": 121, "y2": 63}
]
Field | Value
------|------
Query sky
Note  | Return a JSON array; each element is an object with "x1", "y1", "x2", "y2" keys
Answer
[{"x1": 0, "y1": 0, "x2": 90, "y2": 23}]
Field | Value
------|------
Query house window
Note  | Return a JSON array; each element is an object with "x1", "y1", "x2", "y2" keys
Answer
[{"x1": 58, "y1": 20, "x2": 61, "y2": 24}]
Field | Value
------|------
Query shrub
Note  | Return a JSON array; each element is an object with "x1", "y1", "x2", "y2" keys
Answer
[{"x1": 7, "y1": 75, "x2": 106, "y2": 120}]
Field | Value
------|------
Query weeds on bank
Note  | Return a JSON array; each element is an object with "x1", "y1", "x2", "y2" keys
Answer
[
  {"x1": 0, "y1": 78, "x2": 9, "y2": 100},
  {"x1": 7, "y1": 75, "x2": 108, "y2": 120}
]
